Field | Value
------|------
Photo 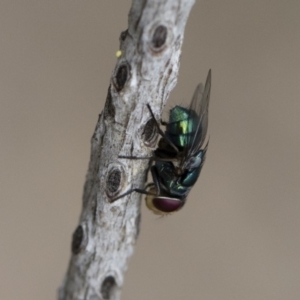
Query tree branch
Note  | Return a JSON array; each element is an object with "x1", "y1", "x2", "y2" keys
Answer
[{"x1": 58, "y1": 0, "x2": 195, "y2": 299}]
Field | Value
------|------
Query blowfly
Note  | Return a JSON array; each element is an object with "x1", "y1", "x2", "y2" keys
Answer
[{"x1": 116, "y1": 69, "x2": 211, "y2": 215}]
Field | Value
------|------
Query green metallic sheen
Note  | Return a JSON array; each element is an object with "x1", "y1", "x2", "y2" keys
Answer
[{"x1": 166, "y1": 106, "x2": 198, "y2": 148}]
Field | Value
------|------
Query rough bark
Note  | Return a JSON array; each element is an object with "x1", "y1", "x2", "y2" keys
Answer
[{"x1": 58, "y1": 0, "x2": 195, "y2": 299}]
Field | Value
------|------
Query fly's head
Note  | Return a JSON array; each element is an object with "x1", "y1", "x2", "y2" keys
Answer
[{"x1": 145, "y1": 186, "x2": 185, "y2": 215}]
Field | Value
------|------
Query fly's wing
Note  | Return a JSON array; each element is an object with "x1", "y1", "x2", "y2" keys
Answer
[{"x1": 183, "y1": 69, "x2": 211, "y2": 161}]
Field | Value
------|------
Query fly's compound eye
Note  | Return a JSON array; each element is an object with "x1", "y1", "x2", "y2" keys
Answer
[{"x1": 146, "y1": 189, "x2": 184, "y2": 215}]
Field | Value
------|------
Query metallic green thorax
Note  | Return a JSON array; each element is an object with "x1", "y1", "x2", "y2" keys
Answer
[{"x1": 166, "y1": 106, "x2": 198, "y2": 148}]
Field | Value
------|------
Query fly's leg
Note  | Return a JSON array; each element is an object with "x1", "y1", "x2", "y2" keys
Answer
[
  {"x1": 118, "y1": 103, "x2": 179, "y2": 161},
  {"x1": 112, "y1": 187, "x2": 157, "y2": 201},
  {"x1": 118, "y1": 155, "x2": 152, "y2": 160},
  {"x1": 111, "y1": 159, "x2": 157, "y2": 202},
  {"x1": 144, "y1": 182, "x2": 155, "y2": 189},
  {"x1": 149, "y1": 166, "x2": 162, "y2": 195},
  {"x1": 111, "y1": 165, "x2": 162, "y2": 202},
  {"x1": 118, "y1": 155, "x2": 177, "y2": 163},
  {"x1": 146, "y1": 104, "x2": 179, "y2": 154}
]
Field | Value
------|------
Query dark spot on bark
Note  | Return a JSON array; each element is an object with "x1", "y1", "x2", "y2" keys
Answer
[
  {"x1": 114, "y1": 64, "x2": 128, "y2": 92},
  {"x1": 72, "y1": 225, "x2": 84, "y2": 254},
  {"x1": 104, "y1": 86, "x2": 115, "y2": 120},
  {"x1": 152, "y1": 25, "x2": 167, "y2": 49},
  {"x1": 106, "y1": 169, "x2": 121, "y2": 196},
  {"x1": 143, "y1": 118, "x2": 158, "y2": 147},
  {"x1": 101, "y1": 276, "x2": 116, "y2": 300},
  {"x1": 119, "y1": 29, "x2": 128, "y2": 42}
]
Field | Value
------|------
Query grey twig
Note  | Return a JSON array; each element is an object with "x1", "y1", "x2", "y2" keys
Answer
[{"x1": 58, "y1": 0, "x2": 195, "y2": 299}]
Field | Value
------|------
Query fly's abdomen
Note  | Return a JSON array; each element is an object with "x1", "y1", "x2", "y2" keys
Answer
[
  {"x1": 181, "y1": 167, "x2": 201, "y2": 187},
  {"x1": 181, "y1": 150, "x2": 206, "y2": 186}
]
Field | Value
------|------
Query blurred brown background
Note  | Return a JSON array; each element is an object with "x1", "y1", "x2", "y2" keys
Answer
[{"x1": 1, "y1": 1, "x2": 300, "y2": 299}]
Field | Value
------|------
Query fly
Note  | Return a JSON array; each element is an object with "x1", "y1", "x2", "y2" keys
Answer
[{"x1": 115, "y1": 69, "x2": 211, "y2": 215}]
